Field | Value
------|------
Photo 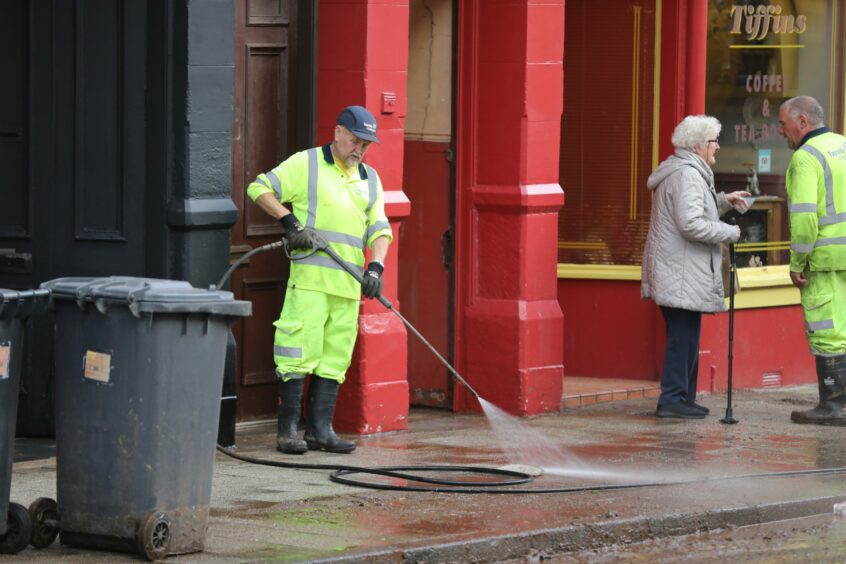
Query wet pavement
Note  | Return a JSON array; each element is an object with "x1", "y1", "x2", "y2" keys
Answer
[{"x1": 7, "y1": 384, "x2": 846, "y2": 562}]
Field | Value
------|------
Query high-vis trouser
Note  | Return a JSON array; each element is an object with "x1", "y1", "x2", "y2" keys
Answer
[
  {"x1": 801, "y1": 270, "x2": 846, "y2": 356},
  {"x1": 273, "y1": 287, "x2": 359, "y2": 384}
]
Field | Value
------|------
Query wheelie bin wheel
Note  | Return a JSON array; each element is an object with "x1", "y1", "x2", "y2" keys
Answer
[
  {"x1": 0, "y1": 502, "x2": 34, "y2": 554},
  {"x1": 137, "y1": 511, "x2": 171, "y2": 561},
  {"x1": 28, "y1": 497, "x2": 60, "y2": 548}
]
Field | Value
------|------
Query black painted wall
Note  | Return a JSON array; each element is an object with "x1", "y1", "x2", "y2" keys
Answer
[{"x1": 0, "y1": 0, "x2": 237, "y2": 435}]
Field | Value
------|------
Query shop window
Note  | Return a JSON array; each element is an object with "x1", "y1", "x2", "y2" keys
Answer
[
  {"x1": 706, "y1": 0, "x2": 846, "y2": 266},
  {"x1": 557, "y1": 0, "x2": 657, "y2": 266}
]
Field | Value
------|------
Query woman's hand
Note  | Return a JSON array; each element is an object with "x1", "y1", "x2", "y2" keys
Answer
[{"x1": 726, "y1": 190, "x2": 752, "y2": 212}]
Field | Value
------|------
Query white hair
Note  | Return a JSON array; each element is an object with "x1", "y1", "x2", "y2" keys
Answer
[{"x1": 671, "y1": 115, "x2": 721, "y2": 150}]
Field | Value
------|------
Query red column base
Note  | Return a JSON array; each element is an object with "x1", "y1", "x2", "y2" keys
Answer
[{"x1": 460, "y1": 298, "x2": 564, "y2": 415}]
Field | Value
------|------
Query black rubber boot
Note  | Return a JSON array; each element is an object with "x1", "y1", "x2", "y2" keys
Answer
[
  {"x1": 304, "y1": 376, "x2": 356, "y2": 453},
  {"x1": 791, "y1": 354, "x2": 846, "y2": 425},
  {"x1": 277, "y1": 378, "x2": 308, "y2": 454}
]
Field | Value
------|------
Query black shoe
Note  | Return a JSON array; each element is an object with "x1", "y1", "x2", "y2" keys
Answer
[
  {"x1": 688, "y1": 402, "x2": 710, "y2": 415},
  {"x1": 656, "y1": 402, "x2": 706, "y2": 419}
]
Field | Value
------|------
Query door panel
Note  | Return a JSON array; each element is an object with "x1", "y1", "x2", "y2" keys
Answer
[
  {"x1": 1, "y1": 1, "x2": 149, "y2": 435},
  {"x1": 232, "y1": 0, "x2": 307, "y2": 420},
  {"x1": 400, "y1": 141, "x2": 453, "y2": 407},
  {"x1": 50, "y1": 0, "x2": 147, "y2": 277},
  {"x1": 0, "y1": 0, "x2": 28, "y2": 241}
]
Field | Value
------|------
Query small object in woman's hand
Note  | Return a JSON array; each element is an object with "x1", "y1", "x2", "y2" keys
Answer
[{"x1": 737, "y1": 195, "x2": 757, "y2": 213}]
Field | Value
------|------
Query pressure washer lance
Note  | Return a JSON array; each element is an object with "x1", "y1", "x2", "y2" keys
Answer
[
  {"x1": 215, "y1": 237, "x2": 481, "y2": 400},
  {"x1": 315, "y1": 242, "x2": 482, "y2": 401}
]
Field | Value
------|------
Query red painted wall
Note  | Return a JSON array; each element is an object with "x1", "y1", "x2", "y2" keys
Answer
[
  {"x1": 558, "y1": 279, "x2": 657, "y2": 379},
  {"x1": 697, "y1": 306, "x2": 815, "y2": 393},
  {"x1": 558, "y1": 278, "x2": 816, "y2": 392}
]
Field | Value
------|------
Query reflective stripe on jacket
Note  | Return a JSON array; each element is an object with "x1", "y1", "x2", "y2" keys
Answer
[
  {"x1": 787, "y1": 131, "x2": 846, "y2": 273},
  {"x1": 247, "y1": 144, "x2": 393, "y2": 299}
]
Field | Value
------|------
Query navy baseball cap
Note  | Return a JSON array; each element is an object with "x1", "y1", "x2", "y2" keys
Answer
[{"x1": 336, "y1": 105, "x2": 380, "y2": 143}]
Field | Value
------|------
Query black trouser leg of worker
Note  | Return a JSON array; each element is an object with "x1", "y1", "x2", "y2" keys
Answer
[
  {"x1": 277, "y1": 377, "x2": 308, "y2": 454},
  {"x1": 791, "y1": 353, "x2": 846, "y2": 425},
  {"x1": 304, "y1": 376, "x2": 356, "y2": 453}
]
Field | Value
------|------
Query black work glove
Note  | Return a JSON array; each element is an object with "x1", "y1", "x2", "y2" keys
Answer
[
  {"x1": 361, "y1": 261, "x2": 384, "y2": 299},
  {"x1": 279, "y1": 214, "x2": 322, "y2": 250}
]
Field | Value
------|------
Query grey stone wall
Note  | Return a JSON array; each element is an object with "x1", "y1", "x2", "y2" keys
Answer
[{"x1": 167, "y1": 0, "x2": 236, "y2": 289}]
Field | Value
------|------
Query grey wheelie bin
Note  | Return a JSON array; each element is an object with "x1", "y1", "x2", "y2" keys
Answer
[
  {"x1": 40, "y1": 277, "x2": 251, "y2": 561},
  {"x1": 0, "y1": 288, "x2": 50, "y2": 554}
]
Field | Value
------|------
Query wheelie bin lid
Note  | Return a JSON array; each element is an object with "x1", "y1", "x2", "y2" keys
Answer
[
  {"x1": 0, "y1": 288, "x2": 52, "y2": 321},
  {"x1": 40, "y1": 277, "x2": 251, "y2": 317}
]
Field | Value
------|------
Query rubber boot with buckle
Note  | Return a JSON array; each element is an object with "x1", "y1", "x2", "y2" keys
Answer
[
  {"x1": 276, "y1": 377, "x2": 308, "y2": 454},
  {"x1": 304, "y1": 376, "x2": 356, "y2": 453},
  {"x1": 791, "y1": 354, "x2": 846, "y2": 425}
]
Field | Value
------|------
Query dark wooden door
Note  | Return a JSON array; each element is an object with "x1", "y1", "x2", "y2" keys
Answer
[
  {"x1": 0, "y1": 1, "x2": 149, "y2": 434},
  {"x1": 231, "y1": 0, "x2": 313, "y2": 420}
]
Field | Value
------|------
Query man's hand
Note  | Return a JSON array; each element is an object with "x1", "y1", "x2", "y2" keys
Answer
[
  {"x1": 790, "y1": 270, "x2": 808, "y2": 289},
  {"x1": 361, "y1": 261, "x2": 384, "y2": 299},
  {"x1": 279, "y1": 214, "x2": 322, "y2": 250}
]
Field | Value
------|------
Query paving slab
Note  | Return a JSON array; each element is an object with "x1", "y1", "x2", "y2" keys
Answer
[{"x1": 7, "y1": 384, "x2": 846, "y2": 562}]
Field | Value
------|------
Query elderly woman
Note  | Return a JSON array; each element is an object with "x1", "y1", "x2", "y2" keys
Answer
[{"x1": 641, "y1": 115, "x2": 749, "y2": 419}]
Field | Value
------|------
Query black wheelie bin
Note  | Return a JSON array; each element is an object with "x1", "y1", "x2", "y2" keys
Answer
[
  {"x1": 0, "y1": 288, "x2": 51, "y2": 554},
  {"x1": 39, "y1": 277, "x2": 251, "y2": 561}
]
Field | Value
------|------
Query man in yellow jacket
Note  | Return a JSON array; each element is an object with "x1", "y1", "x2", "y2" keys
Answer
[
  {"x1": 779, "y1": 95, "x2": 846, "y2": 425},
  {"x1": 248, "y1": 106, "x2": 393, "y2": 452}
]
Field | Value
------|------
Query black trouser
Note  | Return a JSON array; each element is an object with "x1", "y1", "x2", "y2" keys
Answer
[{"x1": 658, "y1": 306, "x2": 702, "y2": 407}]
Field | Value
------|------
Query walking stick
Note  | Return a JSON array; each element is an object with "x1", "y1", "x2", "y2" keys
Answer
[{"x1": 721, "y1": 225, "x2": 739, "y2": 425}]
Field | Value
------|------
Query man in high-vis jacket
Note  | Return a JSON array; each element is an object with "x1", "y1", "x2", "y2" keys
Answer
[
  {"x1": 248, "y1": 106, "x2": 392, "y2": 453},
  {"x1": 779, "y1": 95, "x2": 846, "y2": 425}
]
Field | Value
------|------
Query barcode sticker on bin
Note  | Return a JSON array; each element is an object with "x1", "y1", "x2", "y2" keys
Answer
[
  {"x1": 0, "y1": 343, "x2": 9, "y2": 380},
  {"x1": 83, "y1": 350, "x2": 112, "y2": 383}
]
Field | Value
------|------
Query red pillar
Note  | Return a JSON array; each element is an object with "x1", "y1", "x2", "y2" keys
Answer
[
  {"x1": 656, "y1": 0, "x2": 709, "y2": 376},
  {"x1": 685, "y1": 0, "x2": 707, "y2": 115},
  {"x1": 659, "y1": 0, "x2": 707, "y2": 159},
  {"x1": 318, "y1": 0, "x2": 411, "y2": 433},
  {"x1": 454, "y1": 0, "x2": 565, "y2": 415}
]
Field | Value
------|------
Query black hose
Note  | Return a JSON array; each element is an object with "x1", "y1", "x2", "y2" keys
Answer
[
  {"x1": 216, "y1": 241, "x2": 285, "y2": 289},
  {"x1": 332, "y1": 466, "x2": 846, "y2": 494},
  {"x1": 216, "y1": 445, "x2": 846, "y2": 494},
  {"x1": 216, "y1": 445, "x2": 534, "y2": 489}
]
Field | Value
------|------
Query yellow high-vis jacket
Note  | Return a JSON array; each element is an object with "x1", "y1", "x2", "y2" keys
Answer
[
  {"x1": 787, "y1": 130, "x2": 846, "y2": 273},
  {"x1": 247, "y1": 144, "x2": 393, "y2": 300}
]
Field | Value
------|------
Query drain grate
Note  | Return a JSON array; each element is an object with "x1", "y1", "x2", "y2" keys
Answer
[{"x1": 762, "y1": 371, "x2": 782, "y2": 388}]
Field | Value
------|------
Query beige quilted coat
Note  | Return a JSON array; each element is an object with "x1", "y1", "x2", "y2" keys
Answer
[{"x1": 641, "y1": 149, "x2": 740, "y2": 313}]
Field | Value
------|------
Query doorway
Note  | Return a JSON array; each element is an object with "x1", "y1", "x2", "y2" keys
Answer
[
  {"x1": 400, "y1": 0, "x2": 456, "y2": 408},
  {"x1": 229, "y1": 0, "x2": 316, "y2": 420}
]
